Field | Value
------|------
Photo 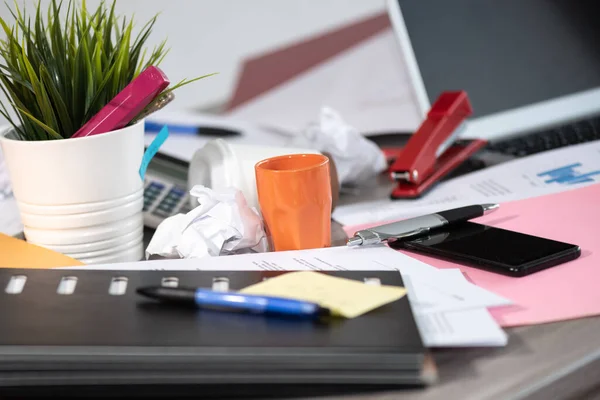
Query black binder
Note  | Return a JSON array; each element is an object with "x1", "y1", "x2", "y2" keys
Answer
[{"x1": 0, "y1": 269, "x2": 436, "y2": 395}]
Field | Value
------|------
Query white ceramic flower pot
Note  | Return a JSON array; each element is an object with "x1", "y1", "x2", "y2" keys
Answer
[{"x1": 0, "y1": 121, "x2": 146, "y2": 263}]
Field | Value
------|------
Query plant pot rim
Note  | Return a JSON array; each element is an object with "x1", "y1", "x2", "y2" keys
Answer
[{"x1": 0, "y1": 119, "x2": 145, "y2": 146}]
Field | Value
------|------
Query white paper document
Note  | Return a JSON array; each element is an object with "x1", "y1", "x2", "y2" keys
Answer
[
  {"x1": 402, "y1": 275, "x2": 508, "y2": 347},
  {"x1": 60, "y1": 245, "x2": 424, "y2": 272},
  {"x1": 404, "y1": 268, "x2": 512, "y2": 314},
  {"x1": 410, "y1": 305, "x2": 508, "y2": 346},
  {"x1": 60, "y1": 245, "x2": 509, "y2": 348},
  {"x1": 0, "y1": 196, "x2": 23, "y2": 237},
  {"x1": 0, "y1": 144, "x2": 23, "y2": 237},
  {"x1": 332, "y1": 140, "x2": 600, "y2": 226}
]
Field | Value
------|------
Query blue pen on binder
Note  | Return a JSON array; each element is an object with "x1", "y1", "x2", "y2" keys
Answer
[{"x1": 136, "y1": 286, "x2": 332, "y2": 318}]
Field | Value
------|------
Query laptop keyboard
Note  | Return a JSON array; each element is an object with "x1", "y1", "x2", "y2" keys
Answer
[{"x1": 485, "y1": 116, "x2": 600, "y2": 157}]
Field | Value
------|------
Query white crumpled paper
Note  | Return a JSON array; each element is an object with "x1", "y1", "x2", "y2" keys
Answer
[
  {"x1": 288, "y1": 106, "x2": 388, "y2": 186},
  {"x1": 146, "y1": 185, "x2": 266, "y2": 259}
]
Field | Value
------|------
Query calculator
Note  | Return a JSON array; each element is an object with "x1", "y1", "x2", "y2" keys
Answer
[{"x1": 143, "y1": 151, "x2": 193, "y2": 229}]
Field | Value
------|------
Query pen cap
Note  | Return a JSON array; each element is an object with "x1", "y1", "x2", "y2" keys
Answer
[{"x1": 188, "y1": 139, "x2": 320, "y2": 211}]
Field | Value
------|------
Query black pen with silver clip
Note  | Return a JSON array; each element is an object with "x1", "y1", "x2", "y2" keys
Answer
[{"x1": 347, "y1": 204, "x2": 499, "y2": 247}]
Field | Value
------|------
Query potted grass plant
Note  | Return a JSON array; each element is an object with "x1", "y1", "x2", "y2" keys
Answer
[{"x1": 0, "y1": 0, "x2": 213, "y2": 263}]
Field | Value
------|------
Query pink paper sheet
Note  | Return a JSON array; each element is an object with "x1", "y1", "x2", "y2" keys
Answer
[{"x1": 343, "y1": 183, "x2": 600, "y2": 327}]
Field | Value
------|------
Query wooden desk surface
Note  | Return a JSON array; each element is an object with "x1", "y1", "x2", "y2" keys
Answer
[{"x1": 305, "y1": 177, "x2": 600, "y2": 400}]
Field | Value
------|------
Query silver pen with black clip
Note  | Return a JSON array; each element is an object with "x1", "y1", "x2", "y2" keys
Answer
[{"x1": 347, "y1": 204, "x2": 499, "y2": 246}]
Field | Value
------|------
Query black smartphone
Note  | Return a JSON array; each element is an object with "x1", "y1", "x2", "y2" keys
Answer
[{"x1": 391, "y1": 221, "x2": 581, "y2": 277}]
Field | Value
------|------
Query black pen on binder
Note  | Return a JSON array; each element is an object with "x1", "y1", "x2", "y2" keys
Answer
[{"x1": 346, "y1": 204, "x2": 499, "y2": 246}]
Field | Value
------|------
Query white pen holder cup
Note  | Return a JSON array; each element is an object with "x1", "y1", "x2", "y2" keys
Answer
[
  {"x1": 188, "y1": 139, "x2": 320, "y2": 211},
  {"x1": 0, "y1": 122, "x2": 146, "y2": 264}
]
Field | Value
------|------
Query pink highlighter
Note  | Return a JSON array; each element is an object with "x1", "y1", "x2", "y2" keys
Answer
[{"x1": 71, "y1": 66, "x2": 170, "y2": 138}]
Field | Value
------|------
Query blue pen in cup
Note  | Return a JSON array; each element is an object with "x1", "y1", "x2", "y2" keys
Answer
[{"x1": 136, "y1": 286, "x2": 332, "y2": 319}]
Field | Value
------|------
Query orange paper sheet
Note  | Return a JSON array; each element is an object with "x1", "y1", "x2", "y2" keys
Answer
[
  {"x1": 344, "y1": 183, "x2": 600, "y2": 327},
  {"x1": 0, "y1": 234, "x2": 84, "y2": 269}
]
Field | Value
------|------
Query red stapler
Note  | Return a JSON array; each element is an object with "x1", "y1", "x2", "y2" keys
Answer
[{"x1": 388, "y1": 91, "x2": 488, "y2": 199}]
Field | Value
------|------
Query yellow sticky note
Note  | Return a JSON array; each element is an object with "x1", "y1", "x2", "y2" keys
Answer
[{"x1": 239, "y1": 271, "x2": 407, "y2": 318}]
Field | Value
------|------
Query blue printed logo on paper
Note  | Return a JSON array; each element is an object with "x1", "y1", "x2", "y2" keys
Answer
[{"x1": 537, "y1": 163, "x2": 600, "y2": 185}]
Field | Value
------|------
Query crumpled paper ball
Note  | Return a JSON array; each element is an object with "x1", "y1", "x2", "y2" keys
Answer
[
  {"x1": 288, "y1": 106, "x2": 388, "y2": 186},
  {"x1": 146, "y1": 185, "x2": 266, "y2": 259}
]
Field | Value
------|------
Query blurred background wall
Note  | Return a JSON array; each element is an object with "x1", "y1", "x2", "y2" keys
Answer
[{"x1": 0, "y1": 0, "x2": 386, "y2": 114}]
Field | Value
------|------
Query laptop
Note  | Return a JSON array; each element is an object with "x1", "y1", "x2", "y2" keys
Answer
[{"x1": 387, "y1": 0, "x2": 600, "y2": 163}]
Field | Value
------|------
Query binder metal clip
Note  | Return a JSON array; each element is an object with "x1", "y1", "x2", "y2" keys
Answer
[{"x1": 388, "y1": 91, "x2": 487, "y2": 199}]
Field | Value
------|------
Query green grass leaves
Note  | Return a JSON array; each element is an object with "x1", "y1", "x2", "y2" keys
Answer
[{"x1": 0, "y1": 0, "x2": 212, "y2": 141}]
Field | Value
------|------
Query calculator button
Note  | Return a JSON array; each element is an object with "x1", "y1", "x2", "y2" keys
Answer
[
  {"x1": 147, "y1": 190, "x2": 161, "y2": 198},
  {"x1": 158, "y1": 200, "x2": 172, "y2": 208},
  {"x1": 158, "y1": 204, "x2": 174, "y2": 212},
  {"x1": 149, "y1": 182, "x2": 165, "y2": 190},
  {"x1": 161, "y1": 200, "x2": 177, "y2": 208},
  {"x1": 170, "y1": 187, "x2": 185, "y2": 196}
]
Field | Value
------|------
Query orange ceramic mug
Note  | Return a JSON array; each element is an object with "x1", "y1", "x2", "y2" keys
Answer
[{"x1": 255, "y1": 153, "x2": 332, "y2": 251}]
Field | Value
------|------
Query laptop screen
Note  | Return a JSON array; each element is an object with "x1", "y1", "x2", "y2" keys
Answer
[{"x1": 397, "y1": 0, "x2": 600, "y2": 119}]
